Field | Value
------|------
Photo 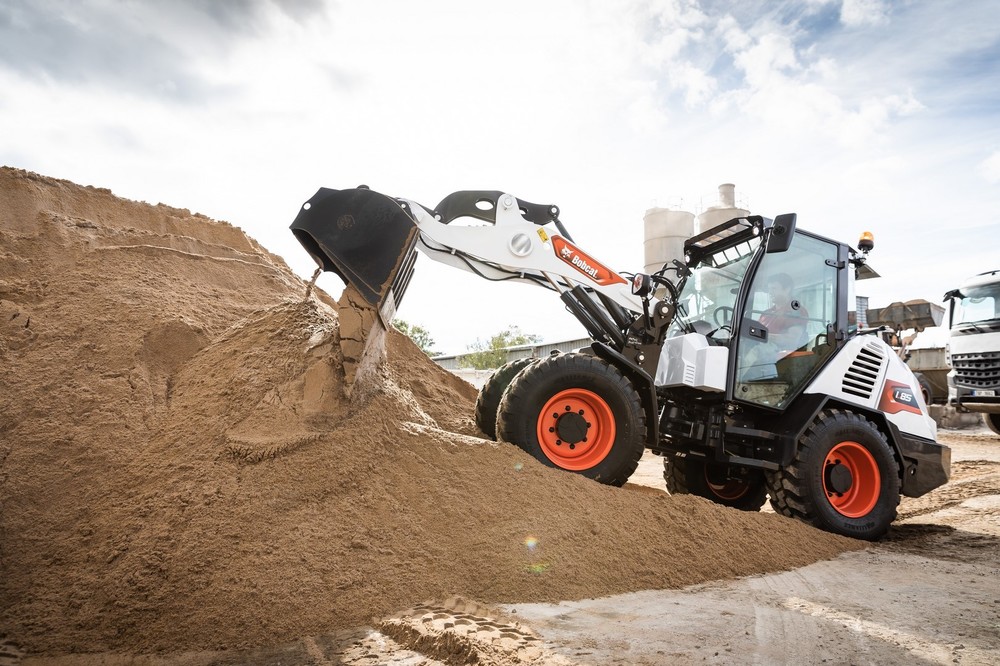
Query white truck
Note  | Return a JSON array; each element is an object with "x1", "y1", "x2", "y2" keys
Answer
[{"x1": 944, "y1": 270, "x2": 1000, "y2": 435}]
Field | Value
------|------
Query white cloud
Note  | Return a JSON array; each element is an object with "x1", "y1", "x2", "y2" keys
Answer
[
  {"x1": 716, "y1": 14, "x2": 751, "y2": 51},
  {"x1": 732, "y1": 31, "x2": 801, "y2": 86},
  {"x1": 840, "y1": 0, "x2": 890, "y2": 28},
  {"x1": 836, "y1": 92, "x2": 924, "y2": 147},
  {"x1": 679, "y1": 10, "x2": 929, "y2": 150},
  {"x1": 980, "y1": 151, "x2": 1000, "y2": 184},
  {"x1": 672, "y1": 62, "x2": 717, "y2": 106}
]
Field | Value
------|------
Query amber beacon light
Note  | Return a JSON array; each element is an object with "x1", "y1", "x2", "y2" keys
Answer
[{"x1": 858, "y1": 231, "x2": 875, "y2": 253}]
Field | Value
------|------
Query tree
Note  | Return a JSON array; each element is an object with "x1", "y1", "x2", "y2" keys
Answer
[
  {"x1": 460, "y1": 325, "x2": 542, "y2": 370},
  {"x1": 392, "y1": 319, "x2": 438, "y2": 356}
]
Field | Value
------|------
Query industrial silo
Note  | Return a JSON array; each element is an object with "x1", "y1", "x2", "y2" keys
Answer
[
  {"x1": 696, "y1": 183, "x2": 749, "y2": 235},
  {"x1": 643, "y1": 205, "x2": 695, "y2": 275}
]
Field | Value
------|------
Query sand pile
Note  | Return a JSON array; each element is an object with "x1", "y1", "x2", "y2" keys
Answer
[{"x1": 0, "y1": 167, "x2": 864, "y2": 657}]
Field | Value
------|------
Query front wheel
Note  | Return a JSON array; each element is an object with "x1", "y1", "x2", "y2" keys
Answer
[
  {"x1": 766, "y1": 409, "x2": 900, "y2": 541},
  {"x1": 984, "y1": 413, "x2": 1000, "y2": 437},
  {"x1": 664, "y1": 456, "x2": 768, "y2": 511},
  {"x1": 496, "y1": 353, "x2": 645, "y2": 486}
]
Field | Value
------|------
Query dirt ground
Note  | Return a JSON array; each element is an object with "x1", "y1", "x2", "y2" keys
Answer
[
  {"x1": 8, "y1": 427, "x2": 994, "y2": 666},
  {"x1": 2, "y1": 168, "x2": 998, "y2": 665},
  {"x1": 507, "y1": 426, "x2": 1000, "y2": 665}
]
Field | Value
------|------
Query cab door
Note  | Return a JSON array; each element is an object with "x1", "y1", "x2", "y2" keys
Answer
[{"x1": 733, "y1": 231, "x2": 843, "y2": 409}]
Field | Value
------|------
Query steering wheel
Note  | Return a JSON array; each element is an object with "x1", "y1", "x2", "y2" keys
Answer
[{"x1": 713, "y1": 306, "x2": 734, "y2": 327}]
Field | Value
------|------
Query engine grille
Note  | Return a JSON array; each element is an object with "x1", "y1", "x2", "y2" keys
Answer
[
  {"x1": 951, "y1": 351, "x2": 1000, "y2": 389},
  {"x1": 842, "y1": 341, "x2": 885, "y2": 399},
  {"x1": 683, "y1": 362, "x2": 696, "y2": 385}
]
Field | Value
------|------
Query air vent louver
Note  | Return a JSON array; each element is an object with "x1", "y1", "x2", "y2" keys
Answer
[{"x1": 842, "y1": 341, "x2": 884, "y2": 399}]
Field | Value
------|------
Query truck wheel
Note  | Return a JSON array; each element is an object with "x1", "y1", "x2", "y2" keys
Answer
[
  {"x1": 474, "y1": 358, "x2": 537, "y2": 440},
  {"x1": 984, "y1": 413, "x2": 1000, "y2": 437},
  {"x1": 497, "y1": 353, "x2": 644, "y2": 486},
  {"x1": 663, "y1": 456, "x2": 768, "y2": 511},
  {"x1": 766, "y1": 409, "x2": 900, "y2": 541}
]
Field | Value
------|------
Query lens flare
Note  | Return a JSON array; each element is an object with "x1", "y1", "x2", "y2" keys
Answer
[
  {"x1": 514, "y1": 462, "x2": 523, "y2": 471},
  {"x1": 524, "y1": 536, "x2": 538, "y2": 550}
]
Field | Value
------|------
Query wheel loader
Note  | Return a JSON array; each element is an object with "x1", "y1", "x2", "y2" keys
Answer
[{"x1": 290, "y1": 186, "x2": 950, "y2": 541}]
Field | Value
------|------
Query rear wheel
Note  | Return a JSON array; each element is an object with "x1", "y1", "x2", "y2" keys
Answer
[
  {"x1": 663, "y1": 456, "x2": 768, "y2": 511},
  {"x1": 497, "y1": 353, "x2": 644, "y2": 486},
  {"x1": 766, "y1": 409, "x2": 900, "y2": 541},
  {"x1": 984, "y1": 413, "x2": 1000, "y2": 437},
  {"x1": 474, "y1": 358, "x2": 537, "y2": 440}
]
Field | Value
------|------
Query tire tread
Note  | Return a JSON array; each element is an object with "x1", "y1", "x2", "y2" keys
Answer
[
  {"x1": 765, "y1": 408, "x2": 900, "y2": 540},
  {"x1": 497, "y1": 354, "x2": 644, "y2": 487},
  {"x1": 474, "y1": 358, "x2": 536, "y2": 440}
]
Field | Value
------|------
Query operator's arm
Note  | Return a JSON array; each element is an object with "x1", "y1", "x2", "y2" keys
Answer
[{"x1": 769, "y1": 313, "x2": 808, "y2": 352}]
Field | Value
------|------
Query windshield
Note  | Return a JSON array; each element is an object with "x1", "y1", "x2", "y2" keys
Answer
[
  {"x1": 669, "y1": 237, "x2": 762, "y2": 340},
  {"x1": 954, "y1": 283, "x2": 1000, "y2": 326}
]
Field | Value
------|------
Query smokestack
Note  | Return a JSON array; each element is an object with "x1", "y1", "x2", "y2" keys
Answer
[
  {"x1": 718, "y1": 183, "x2": 735, "y2": 208},
  {"x1": 696, "y1": 183, "x2": 748, "y2": 234}
]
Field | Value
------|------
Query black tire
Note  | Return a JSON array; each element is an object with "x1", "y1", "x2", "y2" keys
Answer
[
  {"x1": 984, "y1": 413, "x2": 1000, "y2": 437},
  {"x1": 914, "y1": 372, "x2": 933, "y2": 406},
  {"x1": 663, "y1": 455, "x2": 768, "y2": 511},
  {"x1": 474, "y1": 358, "x2": 537, "y2": 440},
  {"x1": 766, "y1": 409, "x2": 900, "y2": 541},
  {"x1": 496, "y1": 353, "x2": 644, "y2": 486}
]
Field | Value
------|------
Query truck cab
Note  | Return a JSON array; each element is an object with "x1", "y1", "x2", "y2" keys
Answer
[{"x1": 944, "y1": 269, "x2": 1000, "y2": 434}]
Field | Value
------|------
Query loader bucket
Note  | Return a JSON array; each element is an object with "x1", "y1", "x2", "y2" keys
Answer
[{"x1": 290, "y1": 187, "x2": 420, "y2": 318}]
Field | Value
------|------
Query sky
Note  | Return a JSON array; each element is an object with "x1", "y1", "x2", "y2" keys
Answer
[{"x1": 2, "y1": 0, "x2": 998, "y2": 354}]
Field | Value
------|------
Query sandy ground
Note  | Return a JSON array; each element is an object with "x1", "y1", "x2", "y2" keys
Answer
[
  {"x1": 9, "y1": 426, "x2": 994, "y2": 666},
  {"x1": 3, "y1": 169, "x2": 997, "y2": 665},
  {"x1": 504, "y1": 426, "x2": 1000, "y2": 665},
  {"x1": 0, "y1": 169, "x2": 862, "y2": 662}
]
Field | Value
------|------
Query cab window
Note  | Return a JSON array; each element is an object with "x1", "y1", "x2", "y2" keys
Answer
[{"x1": 735, "y1": 232, "x2": 839, "y2": 408}]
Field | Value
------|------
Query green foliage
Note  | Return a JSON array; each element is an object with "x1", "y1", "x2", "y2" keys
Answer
[
  {"x1": 460, "y1": 326, "x2": 542, "y2": 370},
  {"x1": 392, "y1": 319, "x2": 437, "y2": 356}
]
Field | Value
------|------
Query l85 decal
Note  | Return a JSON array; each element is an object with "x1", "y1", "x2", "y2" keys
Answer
[{"x1": 878, "y1": 379, "x2": 922, "y2": 415}]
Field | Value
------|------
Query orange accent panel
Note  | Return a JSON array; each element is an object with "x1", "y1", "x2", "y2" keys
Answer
[
  {"x1": 878, "y1": 379, "x2": 922, "y2": 415},
  {"x1": 551, "y1": 236, "x2": 627, "y2": 286}
]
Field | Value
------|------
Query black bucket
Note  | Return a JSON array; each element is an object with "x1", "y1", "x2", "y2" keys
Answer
[{"x1": 290, "y1": 187, "x2": 420, "y2": 313}]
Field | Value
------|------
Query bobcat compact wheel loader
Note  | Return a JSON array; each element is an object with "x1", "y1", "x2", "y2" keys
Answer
[{"x1": 290, "y1": 186, "x2": 950, "y2": 540}]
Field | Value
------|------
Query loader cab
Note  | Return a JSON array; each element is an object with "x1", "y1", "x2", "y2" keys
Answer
[
  {"x1": 668, "y1": 217, "x2": 849, "y2": 411},
  {"x1": 732, "y1": 229, "x2": 847, "y2": 409}
]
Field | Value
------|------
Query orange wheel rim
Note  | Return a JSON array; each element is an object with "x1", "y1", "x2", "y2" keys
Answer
[
  {"x1": 705, "y1": 474, "x2": 751, "y2": 501},
  {"x1": 536, "y1": 388, "x2": 615, "y2": 470},
  {"x1": 822, "y1": 441, "x2": 880, "y2": 518}
]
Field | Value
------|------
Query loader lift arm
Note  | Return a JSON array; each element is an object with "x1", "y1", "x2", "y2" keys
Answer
[{"x1": 290, "y1": 186, "x2": 675, "y2": 368}]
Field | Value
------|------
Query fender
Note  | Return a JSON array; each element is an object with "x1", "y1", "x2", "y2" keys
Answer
[
  {"x1": 762, "y1": 393, "x2": 949, "y2": 498},
  {"x1": 591, "y1": 341, "x2": 659, "y2": 449}
]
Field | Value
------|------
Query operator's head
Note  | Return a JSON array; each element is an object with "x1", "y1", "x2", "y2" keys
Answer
[{"x1": 768, "y1": 272, "x2": 794, "y2": 305}]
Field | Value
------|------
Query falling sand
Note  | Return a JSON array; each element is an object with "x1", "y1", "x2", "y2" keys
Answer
[{"x1": 0, "y1": 167, "x2": 864, "y2": 656}]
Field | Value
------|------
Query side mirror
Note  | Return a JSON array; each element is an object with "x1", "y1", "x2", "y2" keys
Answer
[{"x1": 766, "y1": 213, "x2": 797, "y2": 253}]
